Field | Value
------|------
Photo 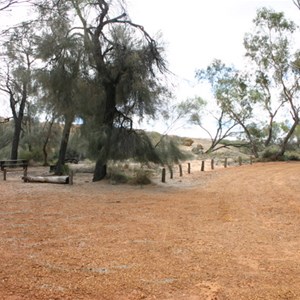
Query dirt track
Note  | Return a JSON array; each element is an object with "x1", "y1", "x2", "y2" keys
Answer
[{"x1": 1, "y1": 162, "x2": 300, "y2": 299}]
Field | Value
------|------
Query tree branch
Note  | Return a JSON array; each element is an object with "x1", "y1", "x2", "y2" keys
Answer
[{"x1": 293, "y1": 0, "x2": 300, "y2": 10}]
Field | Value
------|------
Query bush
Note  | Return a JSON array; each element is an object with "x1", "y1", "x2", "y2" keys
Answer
[
  {"x1": 65, "y1": 148, "x2": 83, "y2": 161},
  {"x1": 260, "y1": 147, "x2": 300, "y2": 161},
  {"x1": 261, "y1": 146, "x2": 279, "y2": 161},
  {"x1": 182, "y1": 138, "x2": 194, "y2": 146},
  {"x1": 60, "y1": 164, "x2": 70, "y2": 175},
  {"x1": 108, "y1": 171, "x2": 129, "y2": 184},
  {"x1": 285, "y1": 151, "x2": 300, "y2": 161},
  {"x1": 0, "y1": 147, "x2": 10, "y2": 160},
  {"x1": 192, "y1": 144, "x2": 204, "y2": 155},
  {"x1": 19, "y1": 149, "x2": 43, "y2": 162},
  {"x1": 129, "y1": 170, "x2": 152, "y2": 185}
]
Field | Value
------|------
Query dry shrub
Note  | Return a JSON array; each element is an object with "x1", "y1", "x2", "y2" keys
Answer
[
  {"x1": 107, "y1": 170, "x2": 129, "y2": 184},
  {"x1": 182, "y1": 138, "x2": 194, "y2": 146},
  {"x1": 129, "y1": 170, "x2": 152, "y2": 185}
]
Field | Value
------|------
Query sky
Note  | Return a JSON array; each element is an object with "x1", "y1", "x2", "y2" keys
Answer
[
  {"x1": 0, "y1": 0, "x2": 299, "y2": 137},
  {"x1": 128, "y1": 0, "x2": 299, "y2": 80},
  {"x1": 127, "y1": 0, "x2": 300, "y2": 137}
]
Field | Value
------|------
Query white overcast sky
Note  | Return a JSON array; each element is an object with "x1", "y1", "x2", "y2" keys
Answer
[
  {"x1": 0, "y1": 0, "x2": 299, "y2": 137},
  {"x1": 127, "y1": 0, "x2": 300, "y2": 136},
  {"x1": 127, "y1": 0, "x2": 299, "y2": 95}
]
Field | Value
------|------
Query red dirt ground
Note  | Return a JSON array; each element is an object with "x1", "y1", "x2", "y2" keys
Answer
[{"x1": 1, "y1": 162, "x2": 300, "y2": 300}]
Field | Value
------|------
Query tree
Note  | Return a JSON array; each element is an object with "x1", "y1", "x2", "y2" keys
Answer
[
  {"x1": 35, "y1": 1, "x2": 86, "y2": 174},
  {"x1": 244, "y1": 8, "x2": 300, "y2": 159},
  {"x1": 0, "y1": 22, "x2": 37, "y2": 159},
  {"x1": 176, "y1": 96, "x2": 239, "y2": 153},
  {"x1": 196, "y1": 59, "x2": 261, "y2": 157},
  {"x1": 253, "y1": 71, "x2": 286, "y2": 147},
  {"x1": 71, "y1": 0, "x2": 169, "y2": 181}
]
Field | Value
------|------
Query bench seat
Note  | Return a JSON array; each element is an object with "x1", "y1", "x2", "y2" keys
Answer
[{"x1": 0, "y1": 159, "x2": 28, "y2": 180}]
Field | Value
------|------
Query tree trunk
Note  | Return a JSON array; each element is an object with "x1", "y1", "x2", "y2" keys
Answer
[
  {"x1": 92, "y1": 83, "x2": 116, "y2": 181},
  {"x1": 10, "y1": 118, "x2": 22, "y2": 160},
  {"x1": 92, "y1": 131, "x2": 112, "y2": 181},
  {"x1": 241, "y1": 124, "x2": 259, "y2": 158},
  {"x1": 274, "y1": 118, "x2": 299, "y2": 159},
  {"x1": 93, "y1": 159, "x2": 107, "y2": 181},
  {"x1": 42, "y1": 117, "x2": 55, "y2": 166},
  {"x1": 55, "y1": 114, "x2": 74, "y2": 175},
  {"x1": 264, "y1": 116, "x2": 274, "y2": 147}
]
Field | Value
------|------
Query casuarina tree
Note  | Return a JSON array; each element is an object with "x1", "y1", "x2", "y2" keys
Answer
[{"x1": 70, "y1": 0, "x2": 169, "y2": 181}]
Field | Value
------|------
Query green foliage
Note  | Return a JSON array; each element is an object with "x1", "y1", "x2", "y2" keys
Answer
[
  {"x1": 146, "y1": 131, "x2": 163, "y2": 144},
  {"x1": 261, "y1": 146, "x2": 282, "y2": 160},
  {"x1": 285, "y1": 152, "x2": 300, "y2": 161},
  {"x1": 87, "y1": 127, "x2": 161, "y2": 164},
  {"x1": 67, "y1": 0, "x2": 170, "y2": 181},
  {"x1": 129, "y1": 170, "x2": 152, "y2": 186},
  {"x1": 67, "y1": 128, "x2": 89, "y2": 160},
  {"x1": 109, "y1": 26, "x2": 169, "y2": 121},
  {"x1": 19, "y1": 149, "x2": 43, "y2": 162},
  {"x1": 0, "y1": 147, "x2": 11, "y2": 160},
  {"x1": 59, "y1": 164, "x2": 70, "y2": 175},
  {"x1": 107, "y1": 165, "x2": 152, "y2": 185},
  {"x1": 260, "y1": 147, "x2": 300, "y2": 161},
  {"x1": 155, "y1": 135, "x2": 189, "y2": 166},
  {"x1": 176, "y1": 96, "x2": 207, "y2": 126},
  {"x1": 0, "y1": 122, "x2": 13, "y2": 150},
  {"x1": 244, "y1": 7, "x2": 300, "y2": 158},
  {"x1": 107, "y1": 170, "x2": 129, "y2": 184},
  {"x1": 196, "y1": 59, "x2": 261, "y2": 157}
]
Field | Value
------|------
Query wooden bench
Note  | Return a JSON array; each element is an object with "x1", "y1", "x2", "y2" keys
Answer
[{"x1": 0, "y1": 159, "x2": 28, "y2": 180}]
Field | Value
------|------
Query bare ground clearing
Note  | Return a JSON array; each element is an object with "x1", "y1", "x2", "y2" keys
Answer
[{"x1": 0, "y1": 162, "x2": 300, "y2": 300}]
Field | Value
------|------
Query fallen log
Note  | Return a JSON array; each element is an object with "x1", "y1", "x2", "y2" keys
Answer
[{"x1": 23, "y1": 175, "x2": 69, "y2": 184}]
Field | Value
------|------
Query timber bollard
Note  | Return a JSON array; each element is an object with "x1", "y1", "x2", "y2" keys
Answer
[
  {"x1": 69, "y1": 170, "x2": 74, "y2": 185},
  {"x1": 179, "y1": 164, "x2": 183, "y2": 177},
  {"x1": 201, "y1": 160, "x2": 205, "y2": 172},
  {"x1": 162, "y1": 168, "x2": 166, "y2": 183},
  {"x1": 211, "y1": 159, "x2": 214, "y2": 170},
  {"x1": 224, "y1": 157, "x2": 228, "y2": 168},
  {"x1": 188, "y1": 162, "x2": 191, "y2": 174},
  {"x1": 169, "y1": 166, "x2": 173, "y2": 179}
]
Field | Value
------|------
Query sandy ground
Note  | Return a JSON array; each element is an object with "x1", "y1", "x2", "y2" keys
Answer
[{"x1": 1, "y1": 161, "x2": 300, "y2": 300}]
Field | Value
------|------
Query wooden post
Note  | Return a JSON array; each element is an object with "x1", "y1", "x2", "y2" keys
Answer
[
  {"x1": 3, "y1": 169, "x2": 7, "y2": 181},
  {"x1": 188, "y1": 162, "x2": 191, "y2": 174},
  {"x1": 24, "y1": 167, "x2": 28, "y2": 178},
  {"x1": 169, "y1": 166, "x2": 173, "y2": 179},
  {"x1": 250, "y1": 156, "x2": 253, "y2": 165},
  {"x1": 162, "y1": 168, "x2": 166, "y2": 183},
  {"x1": 224, "y1": 158, "x2": 227, "y2": 168},
  {"x1": 201, "y1": 160, "x2": 205, "y2": 172},
  {"x1": 238, "y1": 156, "x2": 242, "y2": 166},
  {"x1": 211, "y1": 159, "x2": 214, "y2": 170},
  {"x1": 69, "y1": 170, "x2": 74, "y2": 185},
  {"x1": 179, "y1": 164, "x2": 183, "y2": 177}
]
